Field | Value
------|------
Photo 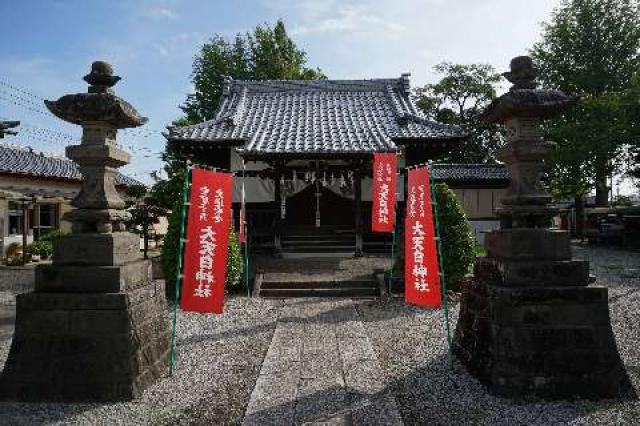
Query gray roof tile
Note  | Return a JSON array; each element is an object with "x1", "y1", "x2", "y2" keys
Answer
[
  {"x1": 169, "y1": 77, "x2": 464, "y2": 155},
  {"x1": 431, "y1": 163, "x2": 510, "y2": 182},
  {"x1": 0, "y1": 144, "x2": 142, "y2": 187}
]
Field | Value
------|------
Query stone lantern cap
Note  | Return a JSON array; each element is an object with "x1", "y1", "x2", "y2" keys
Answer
[
  {"x1": 44, "y1": 61, "x2": 148, "y2": 129},
  {"x1": 480, "y1": 56, "x2": 577, "y2": 123}
]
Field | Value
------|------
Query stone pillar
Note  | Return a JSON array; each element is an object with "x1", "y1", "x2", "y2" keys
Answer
[
  {"x1": 0, "y1": 62, "x2": 170, "y2": 402},
  {"x1": 354, "y1": 164, "x2": 363, "y2": 257},
  {"x1": 453, "y1": 56, "x2": 635, "y2": 400}
]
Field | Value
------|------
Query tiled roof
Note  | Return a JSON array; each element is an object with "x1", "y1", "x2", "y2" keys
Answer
[
  {"x1": 431, "y1": 163, "x2": 510, "y2": 182},
  {"x1": 0, "y1": 144, "x2": 142, "y2": 187},
  {"x1": 169, "y1": 76, "x2": 465, "y2": 155}
]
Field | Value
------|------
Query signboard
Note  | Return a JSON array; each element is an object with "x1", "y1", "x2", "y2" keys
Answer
[
  {"x1": 181, "y1": 168, "x2": 233, "y2": 314},
  {"x1": 405, "y1": 166, "x2": 442, "y2": 308},
  {"x1": 372, "y1": 153, "x2": 397, "y2": 233}
]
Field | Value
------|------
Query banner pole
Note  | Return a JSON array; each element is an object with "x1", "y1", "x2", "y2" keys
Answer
[
  {"x1": 169, "y1": 161, "x2": 191, "y2": 376},
  {"x1": 241, "y1": 160, "x2": 250, "y2": 297},
  {"x1": 388, "y1": 191, "x2": 398, "y2": 296},
  {"x1": 245, "y1": 224, "x2": 250, "y2": 297},
  {"x1": 430, "y1": 167, "x2": 453, "y2": 370}
]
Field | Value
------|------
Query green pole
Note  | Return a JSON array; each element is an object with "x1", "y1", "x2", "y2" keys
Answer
[
  {"x1": 169, "y1": 162, "x2": 191, "y2": 376},
  {"x1": 245, "y1": 223, "x2": 250, "y2": 297},
  {"x1": 387, "y1": 192, "x2": 398, "y2": 296},
  {"x1": 430, "y1": 167, "x2": 453, "y2": 370}
]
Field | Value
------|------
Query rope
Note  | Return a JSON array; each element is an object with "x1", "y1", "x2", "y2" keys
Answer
[{"x1": 169, "y1": 162, "x2": 192, "y2": 376}]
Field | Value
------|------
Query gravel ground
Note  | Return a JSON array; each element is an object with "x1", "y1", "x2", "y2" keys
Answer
[
  {"x1": 0, "y1": 297, "x2": 283, "y2": 426},
  {"x1": 356, "y1": 242, "x2": 640, "y2": 425},
  {"x1": 1, "y1": 243, "x2": 638, "y2": 425}
]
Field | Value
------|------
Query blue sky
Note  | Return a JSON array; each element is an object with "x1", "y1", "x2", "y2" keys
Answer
[{"x1": 0, "y1": 0, "x2": 559, "y2": 184}]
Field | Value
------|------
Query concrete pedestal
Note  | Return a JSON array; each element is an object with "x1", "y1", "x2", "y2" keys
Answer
[
  {"x1": 0, "y1": 232, "x2": 170, "y2": 402},
  {"x1": 453, "y1": 229, "x2": 635, "y2": 400}
]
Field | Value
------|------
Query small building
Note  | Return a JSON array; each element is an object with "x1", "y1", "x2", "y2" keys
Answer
[
  {"x1": 431, "y1": 163, "x2": 509, "y2": 243},
  {"x1": 0, "y1": 144, "x2": 141, "y2": 256},
  {"x1": 168, "y1": 76, "x2": 507, "y2": 255}
]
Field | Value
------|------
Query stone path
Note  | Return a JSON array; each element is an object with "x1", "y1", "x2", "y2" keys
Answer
[{"x1": 242, "y1": 298, "x2": 403, "y2": 425}]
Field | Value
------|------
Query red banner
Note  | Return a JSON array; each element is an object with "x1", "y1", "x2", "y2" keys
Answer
[
  {"x1": 372, "y1": 153, "x2": 397, "y2": 233},
  {"x1": 181, "y1": 168, "x2": 233, "y2": 314},
  {"x1": 405, "y1": 166, "x2": 442, "y2": 308}
]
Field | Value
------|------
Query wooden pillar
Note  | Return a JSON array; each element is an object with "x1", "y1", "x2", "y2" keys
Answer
[
  {"x1": 33, "y1": 203, "x2": 41, "y2": 241},
  {"x1": 21, "y1": 199, "x2": 28, "y2": 266},
  {"x1": 354, "y1": 163, "x2": 363, "y2": 257},
  {"x1": 274, "y1": 167, "x2": 283, "y2": 255}
]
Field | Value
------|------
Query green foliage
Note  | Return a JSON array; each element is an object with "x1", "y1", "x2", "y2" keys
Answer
[
  {"x1": 531, "y1": 0, "x2": 640, "y2": 206},
  {"x1": 434, "y1": 183, "x2": 475, "y2": 291},
  {"x1": 473, "y1": 243, "x2": 486, "y2": 258},
  {"x1": 181, "y1": 19, "x2": 325, "y2": 123},
  {"x1": 413, "y1": 62, "x2": 503, "y2": 163},
  {"x1": 226, "y1": 227, "x2": 244, "y2": 288},
  {"x1": 26, "y1": 240, "x2": 53, "y2": 259},
  {"x1": 162, "y1": 206, "x2": 182, "y2": 301},
  {"x1": 40, "y1": 229, "x2": 66, "y2": 242}
]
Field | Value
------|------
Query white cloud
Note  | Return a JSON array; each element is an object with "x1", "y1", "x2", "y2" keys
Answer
[
  {"x1": 154, "y1": 31, "x2": 207, "y2": 59},
  {"x1": 145, "y1": 7, "x2": 179, "y2": 20},
  {"x1": 291, "y1": 3, "x2": 405, "y2": 38}
]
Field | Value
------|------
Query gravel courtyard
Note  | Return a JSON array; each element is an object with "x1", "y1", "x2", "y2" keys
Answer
[{"x1": 0, "y1": 243, "x2": 638, "y2": 425}]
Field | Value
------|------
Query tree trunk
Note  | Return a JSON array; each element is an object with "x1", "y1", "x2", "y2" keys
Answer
[
  {"x1": 575, "y1": 195, "x2": 585, "y2": 240},
  {"x1": 594, "y1": 168, "x2": 609, "y2": 207}
]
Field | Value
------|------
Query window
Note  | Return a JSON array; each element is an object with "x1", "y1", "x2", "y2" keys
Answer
[
  {"x1": 8, "y1": 201, "x2": 25, "y2": 235},
  {"x1": 39, "y1": 204, "x2": 56, "y2": 228}
]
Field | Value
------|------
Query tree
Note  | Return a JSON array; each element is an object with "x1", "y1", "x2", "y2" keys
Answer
[
  {"x1": 157, "y1": 20, "x2": 325, "y2": 296},
  {"x1": 181, "y1": 20, "x2": 324, "y2": 124},
  {"x1": 413, "y1": 62, "x2": 503, "y2": 163},
  {"x1": 531, "y1": 0, "x2": 640, "y2": 206},
  {"x1": 124, "y1": 184, "x2": 167, "y2": 259}
]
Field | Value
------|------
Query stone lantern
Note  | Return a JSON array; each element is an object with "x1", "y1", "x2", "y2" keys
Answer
[
  {"x1": 0, "y1": 62, "x2": 171, "y2": 401},
  {"x1": 453, "y1": 56, "x2": 635, "y2": 399}
]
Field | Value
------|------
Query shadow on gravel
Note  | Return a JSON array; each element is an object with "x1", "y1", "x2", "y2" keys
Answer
[
  {"x1": 242, "y1": 351, "x2": 638, "y2": 426},
  {"x1": 180, "y1": 298, "x2": 419, "y2": 348},
  {"x1": 0, "y1": 403, "x2": 98, "y2": 425}
]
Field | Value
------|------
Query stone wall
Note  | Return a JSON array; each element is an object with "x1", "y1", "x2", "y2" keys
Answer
[{"x1": 0, "y1": 266, "x2": 35, "y2": 293}]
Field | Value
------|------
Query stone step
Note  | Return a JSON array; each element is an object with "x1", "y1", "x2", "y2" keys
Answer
[
  {"x1": 282, "y1": 238, "x2": 355, "y2": 246},
  {"x1": 261, "y1": 279, "x2": 377, "y2": 290},
  {"x1": 281, "y1": 245, "x2": 355, "y2": 252},
  {"x1": 280, "y1": 252, "x2": 355, "y2": 259},
  {"x1": 259, "y1": 287, "x2": 379, "y2": 298}
]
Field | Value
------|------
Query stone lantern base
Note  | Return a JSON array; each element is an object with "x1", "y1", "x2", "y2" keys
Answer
[
  {"x1": 453, "y1": 228, "x2": 636, "y2": 400},
  {"x1": 0, "y1": 232, "x2": 170, "y2": 402}
]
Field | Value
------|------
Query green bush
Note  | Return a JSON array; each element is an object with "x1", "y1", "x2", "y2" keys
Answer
[
  {"x1": 393, "y1": 182, "x2": 475, "y2": 292},
  {"x1": 434, "y1": 183, "x2": 475, "y2": 290},
  {"x1": 26, "y1": 240, "x2": 53, "y2": 259},
  {"x1": 40, "y1": 229, "x2": 66, "y2": 242},
  {"x1": 226, "y1": 227, "x2": 244, "y2": 289},
  {"x1": 162, "y1": 204, "x2": 244, "y2": 302},
  {"x1": 162, "y1": 205, "x2": 182, "y2": 301}
]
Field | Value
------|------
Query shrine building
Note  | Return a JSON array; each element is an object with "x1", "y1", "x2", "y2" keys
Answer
[{"x1": 167, "y1": 75, "x2": 502, "y2": 256}]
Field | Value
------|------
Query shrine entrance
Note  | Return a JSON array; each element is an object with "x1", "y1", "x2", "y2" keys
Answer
[{"x1": 285, "y1": 183, "x2": 355, "y2": 228}]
